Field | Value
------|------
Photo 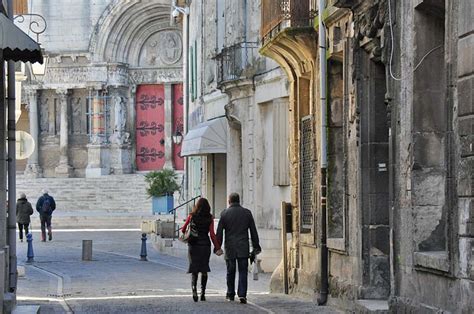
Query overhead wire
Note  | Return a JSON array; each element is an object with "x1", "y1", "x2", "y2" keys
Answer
[{"x1": 387, "y1": 0, "x2": 443, "y2": 81}]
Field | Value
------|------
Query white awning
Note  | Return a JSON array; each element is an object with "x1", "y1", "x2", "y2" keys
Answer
[
  {"x1": 0, "y1": 13, "x2": 43, "y2": 63},
  {"x1": 181, "y1": 117, "x2": 227, "y2": 156}
]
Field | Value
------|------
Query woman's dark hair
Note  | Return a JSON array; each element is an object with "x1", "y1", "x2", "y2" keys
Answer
[{"x1": 191, "y1": 197, "x2": 211, "y2": 217}]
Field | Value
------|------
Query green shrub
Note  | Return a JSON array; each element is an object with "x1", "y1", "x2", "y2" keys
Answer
[{"x1": 144, "y1": 169, "x2": 180, "y2": 198}]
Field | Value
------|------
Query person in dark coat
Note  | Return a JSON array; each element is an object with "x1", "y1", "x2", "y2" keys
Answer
[
  {"x1": 181, "y1": 198, "x2": 222, "y2": 302},
  {"x1": 216, "y1": 192, "x2": 261, "y2": 304},
  {"x1": 36, "y1": 189, "x2": 56, "y2": 242},
  {"x1": 16, "y1": 193, "x2": 34, "y2": 242}
]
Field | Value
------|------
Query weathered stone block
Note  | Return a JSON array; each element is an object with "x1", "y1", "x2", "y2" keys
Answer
[
  {"x1": 458, "y1": 116, "x2": 474, "y2": 136},
  {"x1": 413, "y1": 133, "x2": 445, "y2": 168},
  {"x1": 457, "y1": 157, "x2": 474, "y2": 196},
  {"x1": 461, "y1": 134, "x2": 474, "y2": 157},
  {"x1": 458, "y1": 0, "x2": 474, "y2": 36},
  {"x1": 458, "y1": 77, "x2": 473, "y2": 116},
  {"x1": 458, "y1": 36, "x2": 474, "y2": 78}
]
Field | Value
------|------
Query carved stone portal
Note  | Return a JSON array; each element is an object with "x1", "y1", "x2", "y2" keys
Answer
[{"x1": 139, "y1": 30, "x2": 182, "y2": 67}]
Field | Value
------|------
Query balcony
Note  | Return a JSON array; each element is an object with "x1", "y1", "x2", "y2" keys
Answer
[
  {"x1": 261, "y1": 0, "x2": 317, "y2": 45},
  {"x1": 215, "y1": 42, "x2": 259, "y2": 87}
]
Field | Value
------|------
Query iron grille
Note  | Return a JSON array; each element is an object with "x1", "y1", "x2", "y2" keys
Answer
[
  {"x1": 300, "y1": 116, "x2": 314, "y2": 230},
  {"x1": 261, "y1": 0, "x2": 317, "y2": 45},
  {"x1": 86, "y1": 94, "x2": 111, "y2": 144},
  {"x1": 215, "y1": 42, "x2": 259, "y2": 86}
]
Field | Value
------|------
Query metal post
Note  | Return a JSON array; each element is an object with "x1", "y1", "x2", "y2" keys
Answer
[
  {"x1": 140, "y1": 233, "x2": 148, "y2": 261},
  {"x1": 281, "y1": 201, "x2": 289, "y2": 294},
  {"x1": 26, "y1": 234, "x2": 34, "y2": 264},
  {"x1": 317, "y1": 0, "x2": 329, "y2": 306},
  {"x1": 7, "y1": 0, "x2": 18, "y2": 293},
  {"x1": 82, "y1": 240, "x2": 93, "y2": 261}
]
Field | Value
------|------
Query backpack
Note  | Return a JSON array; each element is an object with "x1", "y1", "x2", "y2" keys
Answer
[{"x1": 41, "y1": 197, "x2": 52, "y2": 215}]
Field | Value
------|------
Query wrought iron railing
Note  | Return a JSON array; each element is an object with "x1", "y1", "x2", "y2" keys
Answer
[
  {"x1": 261, "y1": 0, "x2": 317, "y2": 45},
  {"x1": 215, "y1": 42, "x2": 259, "y2": 86}
]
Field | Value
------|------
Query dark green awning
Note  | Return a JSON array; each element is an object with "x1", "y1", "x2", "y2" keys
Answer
[{"x1": 0, "y1": 13, "x2": 42, "y2": 63}]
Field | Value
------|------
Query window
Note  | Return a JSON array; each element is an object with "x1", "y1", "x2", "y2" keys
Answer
[{"x1": 300, "y1": 116, "x2": 314, "y2": 231}]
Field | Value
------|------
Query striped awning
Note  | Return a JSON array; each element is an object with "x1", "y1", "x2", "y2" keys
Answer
[{"x1": 0, "y1": 13, "x2": 43, "y2": 63}]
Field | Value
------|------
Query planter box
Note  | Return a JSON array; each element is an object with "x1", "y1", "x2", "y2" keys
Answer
[{"x1": 152, "y1": 195, "x2": 174, "y2": 214}]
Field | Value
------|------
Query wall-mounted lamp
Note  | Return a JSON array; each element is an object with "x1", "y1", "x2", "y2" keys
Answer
[
  {"x1": 172, "y1": 131, "x2": 183, "y2": 145},
  {"x1": 172, "y1": 5, "x2": 189, "y2": 18}
]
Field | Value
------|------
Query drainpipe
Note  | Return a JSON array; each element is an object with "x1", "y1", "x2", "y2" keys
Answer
[
  {"x1": 317, "y1": 0, "x2": 329, "y2": 306},
  {"x1": 7, "y1": 0, "x2": 18, "y2": 294}
]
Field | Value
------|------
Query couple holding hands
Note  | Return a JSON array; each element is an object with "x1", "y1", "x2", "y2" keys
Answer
[{"x1": 180, "y1": 192, "x2": 261, "y2": 304}]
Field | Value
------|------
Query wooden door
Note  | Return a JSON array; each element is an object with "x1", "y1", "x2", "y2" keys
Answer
[{"x1": 135, "y1": 85, "x2": 166, "y2": 171}]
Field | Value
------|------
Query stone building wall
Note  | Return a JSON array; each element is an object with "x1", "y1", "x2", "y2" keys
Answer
[
  {"x1": 23, "y1": 0, "x2": 184, "y2": 178},
  {"x1": 185, "y1": 0, "x2": 291, "y2": 272}
]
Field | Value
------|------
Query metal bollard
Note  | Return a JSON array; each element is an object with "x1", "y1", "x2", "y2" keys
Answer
[
  {"x1": 140, "y1": 233, "x2": 148, "y2": 261},
  {"x1": 26, "y1": 233, "x2": 34, "y2": 263},
  {"x1": 82, "y1": 240, "x2": 93, "y2": 261}
]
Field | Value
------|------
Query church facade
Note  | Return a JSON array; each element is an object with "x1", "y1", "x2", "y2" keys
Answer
[{"x1": 21, "y1": 0, "x2": 184, "y2": 178}]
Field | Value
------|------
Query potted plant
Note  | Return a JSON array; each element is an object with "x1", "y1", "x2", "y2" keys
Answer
[{"x1": 145, "y1": 169, "x2": 180, "y2": 214}]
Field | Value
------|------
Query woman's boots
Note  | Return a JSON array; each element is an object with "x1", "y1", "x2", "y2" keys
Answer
[
  {"x1": 201, "y1": 273, "x2": 208, "y2": 301},
  {"x1": 191, "y1": 273, "x2": 208, "y2": 302},
  {"x1": 191, "y1": 273, "x2": 198, "y2": 302}
]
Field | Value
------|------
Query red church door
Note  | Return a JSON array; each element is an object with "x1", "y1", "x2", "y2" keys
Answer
[{"x1": 135, "y1": 85, "x2": 166, "y2": 171}]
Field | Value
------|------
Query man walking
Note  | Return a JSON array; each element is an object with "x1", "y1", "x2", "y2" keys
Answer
[
  {"x1": 216, "y1": 193, "x2": 261, "y2": 304},
  {"x1": 36, "y1": 189, "x2": 56, "y2": 242},
  {"x1": 16, "y1": 193, "x2": 34, "y2": 242}
]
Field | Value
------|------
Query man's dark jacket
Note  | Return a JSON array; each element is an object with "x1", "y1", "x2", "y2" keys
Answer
[
  {"x1": 16, "y1": 197, "x2": 33, "y2": 224},
  {"x1": 36, "y1": 193, "x2": 56, "y2": 216},
  {"x1": 216, "y1": 203, "x2": 261, "y2": 260}
]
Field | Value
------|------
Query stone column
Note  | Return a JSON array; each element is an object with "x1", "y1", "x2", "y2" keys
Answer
[
  {"x1": 164, "y1": 83, "x2": 173, "y2": 169},
  {"x1": 86, "y1": 87, "x2": 110, "y2": 177},
  {"x1": 55, "y1": 89, "x2": 73, "y2": 177},
  {"x1": 24, "y1": 88, "x2": 43, "y2": 178}
]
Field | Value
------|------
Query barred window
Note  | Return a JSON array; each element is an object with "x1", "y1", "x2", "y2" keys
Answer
[{"x1": 300, "y1": 116, "x2": 314, "y2": 231}]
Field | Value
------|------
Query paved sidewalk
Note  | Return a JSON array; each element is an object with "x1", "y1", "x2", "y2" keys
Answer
[{"x1": 16, "y1": 230, "x2": 339, "y2": 313}]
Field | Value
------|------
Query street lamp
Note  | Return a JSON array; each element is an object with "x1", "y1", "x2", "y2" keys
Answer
[{"x1": 172, "y1": 131, "x2": 183, "y2": 145}]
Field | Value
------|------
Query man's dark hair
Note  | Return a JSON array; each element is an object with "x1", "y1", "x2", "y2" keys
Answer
[{"x1": 228, "y1": 193, "x2": 240, "y2": 204}]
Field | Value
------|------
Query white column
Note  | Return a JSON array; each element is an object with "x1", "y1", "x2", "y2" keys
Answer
[
  {"x1": 24, "y1": 88, "x2": 42, "y2": 177},
  {"x1": 55, "y1": 88, "x2": 73, "y2": 177}
]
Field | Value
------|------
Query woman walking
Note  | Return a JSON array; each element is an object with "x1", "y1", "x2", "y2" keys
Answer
[
  {"x1": 16, "y1": 193, "x2": 34, "y2": 242},
  {"x1": 181, "y1": 198, "x2": 222, "y2": 302}
]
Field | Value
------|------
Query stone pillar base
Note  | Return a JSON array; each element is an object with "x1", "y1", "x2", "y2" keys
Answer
[
  {"x1": 55, "y1": 164, "x2": 73, "y2": 177},
  {"x1": 110, "y1": 144, "x2": 132, "y2": 175},
  {"x1": 24, "y1": 163, "x2": 43, "y2": 178},
  {"x1": 86, "y1": 144, "x2": 110, "y2": 178}
]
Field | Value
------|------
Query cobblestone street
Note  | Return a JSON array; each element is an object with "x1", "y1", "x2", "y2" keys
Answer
[{"x1": 16, "y1": 230, "x2": 338, "y2": 313}]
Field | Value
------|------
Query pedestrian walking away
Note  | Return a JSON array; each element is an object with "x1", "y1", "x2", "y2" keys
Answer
[
  {"x1": 36, "y1": 189, "x2": 56, "y2": 242},
  {"x1": 217, "y1": 192, "x2": 261, "y2": 304},
  {"x1": 181, "y1": 197, "x2": 222, "y2": 302},
  {"x1": 16, "y1": 192, "x2": 34, "y2": 242}
]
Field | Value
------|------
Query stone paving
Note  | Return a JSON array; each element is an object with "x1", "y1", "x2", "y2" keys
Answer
[{"x1": 15, "y1": 230, "x2": 340, "y2": 313}]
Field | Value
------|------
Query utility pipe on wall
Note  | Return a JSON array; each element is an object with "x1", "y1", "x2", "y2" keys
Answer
[
  {"x1": 7, "y1": 0, "x2": 18, "y2": 294},
  {"x1": 317, "y1": 0, "x2": 329, "y2": 306}
]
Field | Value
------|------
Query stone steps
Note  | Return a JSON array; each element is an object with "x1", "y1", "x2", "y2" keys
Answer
[{"x1": 16, "y1": 174, "x2": 152, "y2": 213}]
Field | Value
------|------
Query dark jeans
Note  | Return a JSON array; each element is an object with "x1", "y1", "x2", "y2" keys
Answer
[
  {"x1": 40, "y1": 215, "x2": 52, "y2": 240},
  {"x1": 18, "y1": 223, "x2": 29, "y2": 240},
  {"x1": 226, "y1": 257, "x2": 248, "y2": 298}
]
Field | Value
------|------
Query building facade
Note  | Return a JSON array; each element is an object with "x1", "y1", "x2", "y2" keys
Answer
[
  {"x1": 180, "y1": 0, "x2": 291, "y2": 272},
  {"x1": 260, "y1": 0, "x2": 474, "y2": 312},
  {"x1": 21, "y1": 0, "x2": 184, "y2": 179}
]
